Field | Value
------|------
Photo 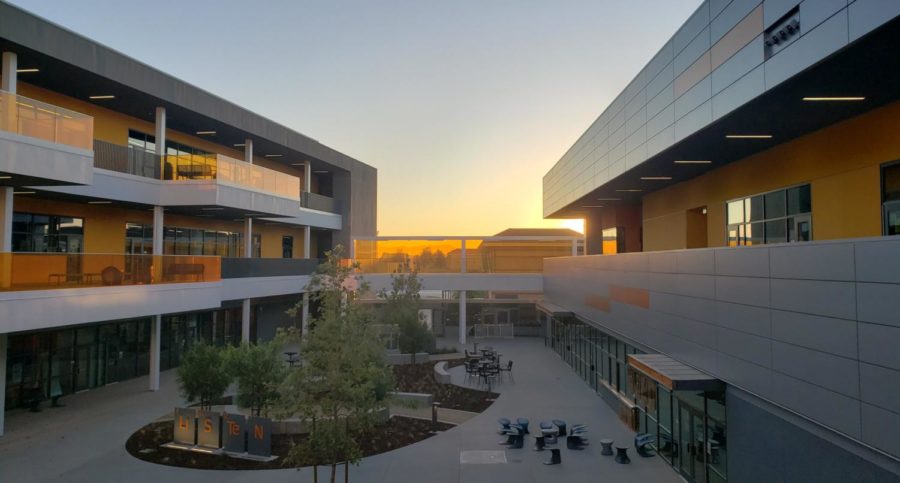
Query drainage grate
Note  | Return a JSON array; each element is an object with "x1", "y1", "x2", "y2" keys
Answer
[{"x1": 459, "y1": 450, "x2": 508, "y2": 464}]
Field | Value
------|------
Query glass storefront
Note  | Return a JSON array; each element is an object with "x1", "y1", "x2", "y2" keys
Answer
[
  {"x1": 4, "y1": 309, "x2": 242, "y2": 410},
  {"x1": 547, "y1": 316, "x2": 640, "y2": 397},
  {"x1": 630, "y1": 367, "x2": 728, "y2": 483},
  {"x1": 547, "y1": 316, "x2": 727, "y2": 483}
]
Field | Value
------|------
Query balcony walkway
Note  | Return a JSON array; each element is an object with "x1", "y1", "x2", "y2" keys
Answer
[{"x1": 0, "y1": 338, "x2": 679, "y2": 483}]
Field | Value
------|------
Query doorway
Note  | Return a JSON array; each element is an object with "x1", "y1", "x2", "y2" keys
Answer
[{"x1": 686, "y1": 207, "x2": 708, "y2": 248}]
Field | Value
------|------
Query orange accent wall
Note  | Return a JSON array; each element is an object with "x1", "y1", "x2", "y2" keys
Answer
[{"x1": 642, "y1": 99, "x2": 900, "y2": 250}]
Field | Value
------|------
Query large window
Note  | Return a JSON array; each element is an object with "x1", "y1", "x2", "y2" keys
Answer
[
  {"x1": 602, "y1": 227, "x2": 624, "y2": 254},
  {"x1": 726, "y1": 184, "x2": 811, "y2": 246},
  {"x1": 883, "y1": 162, "x2": 900, "y2": 236},
  {"x1": 126, "y1": 223, "x2": 260, "y2": 257},
  {"x1": 12, "y1": 213, "x2": 84, "y2": 253},
  {"x1": 129, "y1": 130, "x2": 215, "y2": 181}
]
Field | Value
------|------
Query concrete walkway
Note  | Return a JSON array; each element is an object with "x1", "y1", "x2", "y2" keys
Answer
[{"x1": 0, "y1": 338, "x2": 681, "y2": 483}]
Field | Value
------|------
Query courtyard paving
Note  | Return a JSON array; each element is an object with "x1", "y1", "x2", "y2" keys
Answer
[{"x1": 0, "y1": 337, "x2": 681, "y2": 483}]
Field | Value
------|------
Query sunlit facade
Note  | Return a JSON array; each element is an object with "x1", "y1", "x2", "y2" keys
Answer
[
  {"x1": 0, "y1": 2, "x2": 376, "y2": 434},
  {"x1": 542, "y1": 2, "x2": 900, "y2": 482}
]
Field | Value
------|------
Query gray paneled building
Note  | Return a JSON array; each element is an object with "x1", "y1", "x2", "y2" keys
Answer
[{"x1": 542, "y1": 1, "x2": 900, "y2": 482}]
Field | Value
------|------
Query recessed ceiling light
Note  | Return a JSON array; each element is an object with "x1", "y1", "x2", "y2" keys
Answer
[
  {"x1": 196, "y1": 131, "x2": 216, "y2": 135},
  {"x1": 16, "y1": 68, "x2": 39, "y2": 73},
  {"x1": 0, "y1": 176, "x2": 11, "y2": 180},
  {"x1": 313, "y1": 170, "x2": 328, "y2": 174},
  {"x1": 291, "y1": 163, "x2": 305, "y2": 166},
  {"x1": 201, "y1": 207, "x2": 225, "y2": 211},
  {"x1": 726, "y1": 134, "x2": 772, "y2": 139},
  {"x1": 233, "y1": 143, "x2": 246, "y2": 147},
  {"x1": 264, "y1": 154, "x2": 283, "y2": 158},
  {"x1": 615, "y1": 189, "x2": 642, "y2": 192},
  {"x1": 674, "y1": 160, "x2": 712, "y2": 164},
  {"x1": 640, "y1": 176, "x2": 672, "y2": 180},
  {"x1": 13, "y1": 191, "x2": 35, "y2": 195},
  {"x1": 596, "y1": 197, "x2": 620, "y2": 201},
  {"x1": 89, "y1": 95, "x2": 115, "y2": 100},
  {"x1": 802, "y1": 97, "x2": 865, "y2": 102},
  {"x1": 582, "y1": 205, "x2": 605, "y2": 208},
  {"x1": 87, "y1": 200, "x2": 111, "y2": 204}
]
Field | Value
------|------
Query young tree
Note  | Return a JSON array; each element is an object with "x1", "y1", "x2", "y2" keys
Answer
[
  {"x1": 278, "y1": 245, "x2": 393, "y2": 483},
  {"x1": 177, "y1": 342, "x2": 230, "y2": 411},
  {"x1": 224, "y1": 339, "x2": 286, "y2": 417},
  {"x1": 378, "y1": 261, "x2": 433, "y2": 364}
]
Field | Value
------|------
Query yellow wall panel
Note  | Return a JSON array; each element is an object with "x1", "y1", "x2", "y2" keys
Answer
[
  {"x1": 643, "y1": 211, "x2": 686, "y2": 251},
  {"x1": 643, "y1": 99, "x2": 900, "y2": 248},
  {"x1": 812, "y1": 166, "x2": 882, "y2": 240}
]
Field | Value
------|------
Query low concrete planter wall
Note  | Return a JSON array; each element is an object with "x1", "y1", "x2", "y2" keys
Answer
[
  {"x1": 388, "y1": 391, "x2": 432, "y2": 408},
  {"x1": 386, "y1": 352, "x2": 430, "y2": 365},
  {"x1": 433, "y1": 361, "x2": 452, "y2": 384}
]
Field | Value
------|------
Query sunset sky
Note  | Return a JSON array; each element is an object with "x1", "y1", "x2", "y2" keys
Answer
[{"x1": 11, "y1": 0, "x2": 699, "y2": 235}]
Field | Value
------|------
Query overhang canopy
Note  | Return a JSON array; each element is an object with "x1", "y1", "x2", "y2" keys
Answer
[{"x1": 628, "y1": 353, "x2": 722, "y2": 392}]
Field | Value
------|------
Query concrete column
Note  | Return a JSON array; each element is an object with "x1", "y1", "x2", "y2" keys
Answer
[
  {"x1": 154, "y1": 107, "x2": 166, "y2": 179},
  {"x1": 301, "y1": 293, "x2": 310, "y2": 334},
  {"x1": 304, "y1": 162, "x2": 312, "y2": 192},
  {"x1": 0, "y1": 333, "x2": 6, "y2": 435},
  {"x1": 149, "y1": 316, "x2": 161, "y2": 391},
  {"x1": 244, "y1": 138, "x2": 253, "y2": 164},
  {"x1": 571, "y1": 239, "x2": 578, "y2": 257},
  {"x1": 243, "y1": 217, "x2": 253, "y2": 258},
  {"x1": 0, "y1": 187, "x2": 12, "y2": 252},
  {"x1": 2, "y1": 51, "x2": 17, "y2": 93},
  {"x1": 241, "y1": 299, "x2": 251, "y2": 342},
  {"x1": 152, "y1": 206, "x2": 164, "y2": 282},
  {"x1": 460, "y1": 239, "x2": 467, "y2": 274},
  {"x1": 458, "y1": 290, "x2": 467, "y2": 346},
  {"x1": 0, "y1": 188, "x2": 12, "y2": 289}
]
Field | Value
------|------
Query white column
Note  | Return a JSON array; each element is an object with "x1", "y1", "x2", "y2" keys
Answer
[
  {"x1": 241, "y1": 299, "x2": 251, "y2": 343},
  {"x1": 152, "y1": 207, "x2": 164, "y2": 256},
  {"x1": 244, "y1": 138, "x2": 253, "y2": 164},
  {"x1": 301, "y1": 226, "x2": 311, "y2": 332},
  {"x1": 458, "y1": 290, "x2": 467, "y2": 346},
  {"x1": 304, "y1": 162, "x2": 312, "y2": 192},
  {"x1": 0, "y1": 187, "x2": 12, "y2": 252},
  {"x1": 1, "y1": 52, "x2": 17, "y2": 93},
  {"x1": 571, "y1": 239, "x2": 578, "y2": 257},
  {"x1": 460, "y1": 239, "x2": 467, "y2": 273},
  {"x1": 149, "y1": 316, "x2": 161, "y2": 391},
  {"x1": 243, "y1": 217, "x2": 253, "y2": 258},
  {"x1": 0, "y1": 333, "x2": 6, "y2": 435},
  {"x1": 155, "y1": 107, "x2": 166, "y2": 179}
]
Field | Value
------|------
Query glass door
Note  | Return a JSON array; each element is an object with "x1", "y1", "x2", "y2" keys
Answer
[
  {"x1": 676, "y1": 399, "x2": 708, "y2": 483},
  {"x1": 789, "y1": 214, "x2": 811, "y2": 242}
]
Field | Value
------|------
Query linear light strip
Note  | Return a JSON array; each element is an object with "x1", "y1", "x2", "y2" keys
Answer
[{"x1": 802, "y1": 97, "x2": 865, "y2": 102}]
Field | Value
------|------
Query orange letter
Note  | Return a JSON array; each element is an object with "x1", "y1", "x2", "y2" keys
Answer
[
  {"x1": 178, "y1": 416, "x2": 188, "y2": 430},
  {"x1": 228, "y1": 421, "x2": 240, "y2": 435},
  {"x1": 254, "y1": 424, "x2": 264, "y2": 440},
  {"x1": 204, "y1": 418, "x2": 212, "y2": 432}
]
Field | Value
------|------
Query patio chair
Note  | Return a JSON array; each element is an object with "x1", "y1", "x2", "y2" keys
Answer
[
  {"x1": 499, "y1": 360, "x2": 514, "y2": 383},
  {"x1": 497, "y1": 417, "x2": 511, "y2": 435},
  {"x1": 635, "y1": 433, "x2": 656, "y2": 457},
  {"x1": 567, "y1": 424, "x2": 588, "y2": 450},
  {"x1": 552, "y1": 419, "x2": 567, "y2": 437},
  {"x1": 542, "y1": 428, "x2": 562, "y2": 465}
]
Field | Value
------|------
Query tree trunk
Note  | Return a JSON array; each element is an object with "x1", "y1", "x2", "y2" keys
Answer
[
  {"x1": 345, "y1": 461, "x2": 349, "y2": 483},
  {"x1": 330, "y1": 463, "x2": 337, "y2": 483},
  {"x1": 313, "y1": 416, "x2": 318, "y2": 483}
]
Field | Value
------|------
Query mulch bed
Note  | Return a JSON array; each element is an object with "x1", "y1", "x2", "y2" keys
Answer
[
  {"x1": 126, "y1": 416, "x2": 453, "y2": 470},
  {"x1": 393, "y1": 359, "x2": 498, "y2": 412}
]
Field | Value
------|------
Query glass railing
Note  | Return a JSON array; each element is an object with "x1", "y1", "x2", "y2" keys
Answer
[
  {"x1": 163, "y1": 152, "x2": 301, "y2": 199},
  {"x1": 0, "y1": 90, "x2": 94, "y2": 150},
  {"x1": 353, "y1": 237, "x2": 583, "y2": 274},
  {"x1": 0, "y1": 253, "x2": 220, "y2": 291},
  {"x1": 302, "y1": 191, "x2": 341, "y2": 214}
]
